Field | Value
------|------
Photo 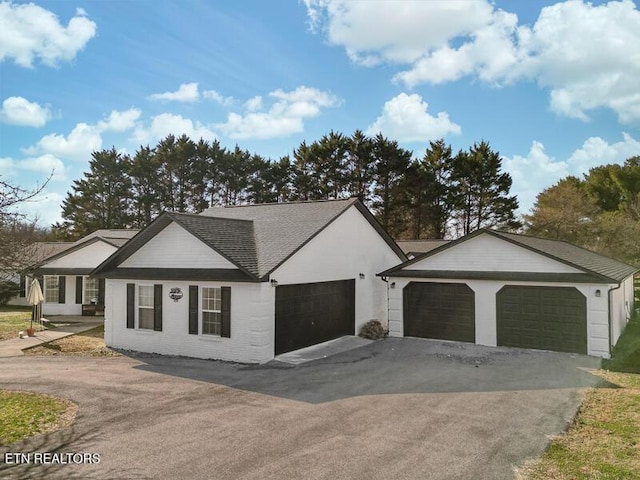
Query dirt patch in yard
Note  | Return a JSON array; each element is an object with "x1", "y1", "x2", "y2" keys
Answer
[{"x1": 24, "y1": 326, "x2": 121, "y2": 357}]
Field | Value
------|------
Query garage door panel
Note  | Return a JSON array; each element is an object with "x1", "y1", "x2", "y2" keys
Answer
[
  {"x1": 275, "y1": 279, "x2": 355, "y2": 355},
  {"x1": 404, "y1": 282, "x2": 475, "y2": 343},
  {"x1": 497, "y1": 285, "x2": 587, "y2": 354}
]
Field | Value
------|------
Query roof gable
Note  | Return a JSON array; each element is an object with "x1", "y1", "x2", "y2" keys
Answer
[
  {"x1": 381, "y1": 229, "x2": 638, "y2": 283},
  {"x1": 202, "y1": 198, "x2": 405, "y2": 278},
  {"x1": 93, "y1": 212, "x2": 259, "y2": 280},
  {"x1": 37, "y1": 237, "x2": 119, "y2": 270}
]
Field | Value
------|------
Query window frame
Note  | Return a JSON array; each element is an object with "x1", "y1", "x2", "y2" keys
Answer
[
  {"x1": 201, "y1": 286, "x2": 222, "y2": 336},
  {"x1": 83, "y1": 277, "x2": 100, "y2": 304},
  {"x1": 137, "y1": 285, "x2": 155, "y2": 330},
  {"x1": 44, "y1": 275, "x2": 59, "y2": 304}
]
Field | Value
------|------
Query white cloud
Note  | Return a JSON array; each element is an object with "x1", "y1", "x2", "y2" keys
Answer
[
  {"x1": 567, "y1": 132, "x2": 640, "y2": 172},
  {"x1": 306, "y1": 0, "x2": 640, "y2": 124},
  {"x1": 22, "y1": 108, "x2": 140, "y2": 161},
  {"x1": 304, "y1": 0, "x2": 495, "y2": 65},
  {"x1": 133, "y1": 113, "x2": 217, "y2": 144},
  {"x1": 203, "y1": 89, "x2": 234, "y2": 106},
  {"x1": 0, "y1": 96, "x2": 51, "y2": 127},
  {"x1": 0, "y1": 154, "x2": 66, "y2": 181},
  {"x1": 97, "y1": 108, "x2": 141, "y2": 132},
  {"x1": 244, "y1": 96, "x2": 263, "y2": 112},
  {"x1": 23, "y1": 123, "x2": 102, "y2": 161},
  {"x1": 16, "y1": 190, "x2": 65, "y2": 226},
  {"x1": 149, "y1": 82, "x2": 200, "y2": 102},
  {"x1": 505, "y1": 133, "x2": 640, "y2": 213},
  {"x1": 0, "y1": 1, "x2": 96, "y2": 68},
  {"x1": 216, "y1": 86, "x2": 340, "y2": 139},
  {"x1": 504, "y1": 142, "x2": 568, "y2": 213},
  {"x1": 519, "y1": 0, "x2": 640, "y2": 124},
  {"x1": 365, "y1": 93, "x2": 460, "y2": 142}
]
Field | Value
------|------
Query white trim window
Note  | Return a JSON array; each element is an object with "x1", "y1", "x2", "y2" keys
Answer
[
  {"x1": 138, "y1": 285, "x2": 154, "y2": 329},
  {"x1": 202, "y1": 287, "x2": 221, "y2": 335},
  {"x1": 44, "y1": 276, "x2": 59, "y2": 304},
  {"x1": 84, "y1": 277, "x2": 99, "y2": 304}
]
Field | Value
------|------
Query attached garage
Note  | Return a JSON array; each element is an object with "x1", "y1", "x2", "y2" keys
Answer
[
  {"x1": 275, "y1": 279, "x2": 355, "y2": 355},
  {"x1": 382, "y1": 229, "x2": 638, "y2": 358},
  {"x1": 496, "y1": 286, "x2": 587, "y2": 354},
  {"x1": 404, "y1": 282, "x2": 475, "y2": 342}
]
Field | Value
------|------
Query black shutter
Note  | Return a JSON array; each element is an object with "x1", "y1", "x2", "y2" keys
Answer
[
  {"x1": 58, "y1": 276, "x2": 66, "y2": 304},
  {"x1": 75, "y1": 277, "x2": 83, "y2": 304},
  {"x1": 19, "y1": 275, "x2": 26, "y2": 298},
  {"x1": 221, "y1": 286, "x2": 231, "y2": 338},
  {"x1": 153, "y1": 284, "x2": 163, "y2": 332},
  {"x1": 98, "y1": 279, "x2": 105, "y2": 305},
  {"x1": 126, "y1": 283, "x2": 135, "y2": 329},
  {"x1": 189, "y1": 285, "x2": 198, "y2": 335}
]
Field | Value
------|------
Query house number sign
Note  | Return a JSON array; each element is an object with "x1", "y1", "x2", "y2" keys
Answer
[{"x1": 169, "y1": 288, "x2": 183, "y2": 302}]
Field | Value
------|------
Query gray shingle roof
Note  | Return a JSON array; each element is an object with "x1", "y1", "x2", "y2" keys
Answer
[
  {"x1": 382, "y1": 229, "x2": 638, "y2": 283},
  {"x1": 396, "y1": 240, "x2": 450, "y2": 257},
  {"x1": 201, "y1": 198, "x2": 360, "y2": 277},
  {"x1": 489, "y1": 230, "x2": 638, "y2": 282},
  {"x1": 94, "y1": 198, "x2": 405, "y2": 281},
  {"x1": 170, "y1": 213, "x2": 258, "y2": 276}
]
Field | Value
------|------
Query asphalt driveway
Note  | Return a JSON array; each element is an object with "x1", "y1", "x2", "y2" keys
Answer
[{"x1": 0, "y1": 338, "x2": 606, "y2": 480}]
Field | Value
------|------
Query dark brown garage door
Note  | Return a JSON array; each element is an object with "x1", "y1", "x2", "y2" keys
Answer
[
  {"x1": 403, "y1": 282, "x2": 475, "y2": 343},
  {"x1": 275, "y1": 279, "x2": 355, "y2": 355},
  {"x1": 497, "y1": 285, "x2": 587, "y2": 354}
]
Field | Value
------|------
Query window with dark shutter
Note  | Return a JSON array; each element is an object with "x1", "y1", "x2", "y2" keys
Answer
[
  {"x1": 98, "y1": 279, "x2": 105, "y2": 305},
  {"x1": 19, "y1": 275, "x2": 26, "y2": 298},
  {"x1": 153, "y1": 284, "x2": 162, "y2": 331},
  {"x1": 58, "y1": 276, "x2": 66, "y2": 304},
  {"x1": 75, "y1": 277, "x2": 83, "y2": 304},
  {"x1": 126, "y1": 283, "x2": 135, "y2": 329},
  {"x1": 189, "y1": 285, "x2": 198, "y2": 335},
  {"x1": 221, "y1": 286, "x2": 231, "y2": 338}
]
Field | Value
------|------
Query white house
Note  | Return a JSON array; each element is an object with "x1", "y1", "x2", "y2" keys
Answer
[
  {"x1": 93, "y1": 199, "x2": 406, "y2": 363},
  {"x1": 380, "y1": 229, "x2": 637, "y2": 358},
  {"x1": 31, "y1": 230, "x2": 138, "y2": 316}
]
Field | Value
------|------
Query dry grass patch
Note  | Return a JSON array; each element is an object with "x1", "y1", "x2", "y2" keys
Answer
[
  {"x1": 24, "y1": 325, "x2": 121, "y2": 357},
  {"x1": 0, "y1": 390, "x2": 77, "y2": 446},
  {"x1": 0, "y1": 309, "x2": 44, "y2": 341},
  {"x1": 518, "y1": 370, "x2": 640, "y2": 480}
]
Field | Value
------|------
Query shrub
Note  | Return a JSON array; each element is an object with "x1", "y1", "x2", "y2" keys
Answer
[
  {"x1": 0, "y1": 280, "x2": 19, "y2": 306},
  {"x1": 359, "y1": 320, "x2": 387, "y2": 340}
]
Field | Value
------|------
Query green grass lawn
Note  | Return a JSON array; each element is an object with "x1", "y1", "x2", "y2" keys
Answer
[
  {"x1": 0, "y1": 390, "x2": 76, "y2": 446},
  {"x1": 519, "y1": 311, "x2": 640, "y2": 479},
  {"x1": 0, "y1": 307, "x2": 44, "y2": 341}
]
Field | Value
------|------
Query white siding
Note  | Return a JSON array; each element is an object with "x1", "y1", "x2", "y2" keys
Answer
[
  {"x1": 387, "y1": 277, "x2": 613, "y2": 358},
  {"x1": 270, "y1": 205, "x2": 403, "y2": 333},
  {"x1": 44, "y1": 241, "x2": 117, "y2": 269},
  {"x1": 120, "y1": 222, "x2": 235, "y2": 269},
  {"x1": 105, "y1": 279, "x2": 274, "y2": 363},
  {"x1": 42, "y1": 275, "x2": 82, "y2": 316},
  {"x1": 407, "y1": 234, "x2": 582, "y2": 274},
  {"x1": 611, "y1": 275, "x2": 635, "y2": 347}
]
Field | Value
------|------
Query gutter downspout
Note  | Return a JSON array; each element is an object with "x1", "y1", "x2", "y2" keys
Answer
[
  {"x1": 607, "y1": 282, "x2": 622, "y2": 357},
  {"x1": 380, "y1": 276, "x2": 390, "y2": 334}
]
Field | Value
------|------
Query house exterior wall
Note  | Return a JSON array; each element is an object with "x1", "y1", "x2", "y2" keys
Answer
[
  {"x1": 105, "y1": 279, "x2": 275, "y2": 363},
  {"x1": 387, "y1": 277, "x2": 613, "y2": 358},
  {"x1": 120, "y1": 222, "x2": 236, "y2": 269},
  {"x1": 406, "y1": 235, "x2": 582, "y2": 273},
  {"x1": 270, "y1": 205, "x2": 403, "y2": 333},
  {"x1": 610, "y1": 275, "x2": 635, "y2": 347},
  {"x1": 43, "y1": 275, "x2": 82, "y2": 316},
  {"x1": 45, "y1": 241, "x2": 117, "y2": 269}
]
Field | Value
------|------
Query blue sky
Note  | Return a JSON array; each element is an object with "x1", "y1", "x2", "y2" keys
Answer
[{"x1": 1, "y1": 0, "x2": 639, "y2": 228}]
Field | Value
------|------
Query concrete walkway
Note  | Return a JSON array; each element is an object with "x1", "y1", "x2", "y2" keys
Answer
[
  {"x1": 0, "y1": 316, "x2": 103, "y2": 358},
  {"x1": 274, "y1": 335, "x2": 374, "y2": 365}
]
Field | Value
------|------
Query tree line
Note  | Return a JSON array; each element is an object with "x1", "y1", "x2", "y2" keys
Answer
[
  {"x1": 53, "y1": 132, "x2": 520, "y2": 240},
  {"x1": 525, "y1": 156, "x2": 640, "y2": 265}
]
